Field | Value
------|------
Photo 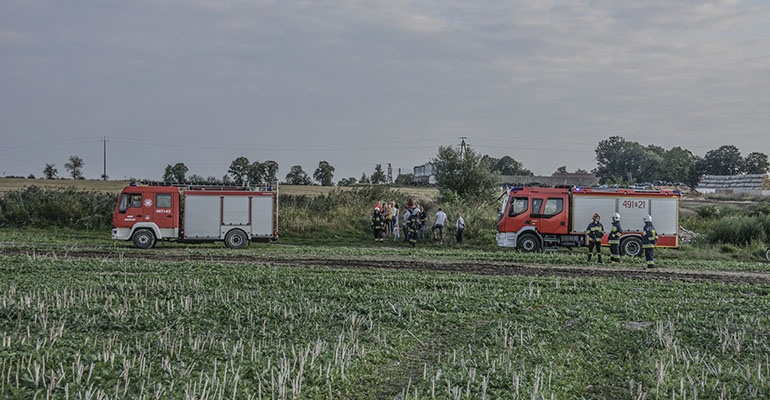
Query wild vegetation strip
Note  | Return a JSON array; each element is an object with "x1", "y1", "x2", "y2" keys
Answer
[
  {"x1": 1, "y1": 241, "x2": 770, "y2": 398},
  {"x1": 0, "y1": 178, "x2": 439, "y2": 198}
]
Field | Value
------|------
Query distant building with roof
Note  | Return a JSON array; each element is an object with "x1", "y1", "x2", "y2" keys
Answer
[
  {"x1": 696, "y1": 174, "x2": 770, "y2": 196},
  {"x1": 413, "y1": 163, "x2": 436, "y2": 185}
]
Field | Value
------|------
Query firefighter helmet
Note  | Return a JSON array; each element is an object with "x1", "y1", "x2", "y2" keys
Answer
[
  {"x1": 644, "y1": 215, "x2": 653, "y2": 223},
  {"x1": 612, "y1": 212, "x2": 620, "y2": 222}
]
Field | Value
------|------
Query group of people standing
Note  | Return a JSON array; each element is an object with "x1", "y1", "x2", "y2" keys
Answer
[
  {"x1": 372, "y1": 201, "x2": 659, "y2": 268},
  {"x1": 371, "y1": 200, "x2": 464, "y2": 248},
  {"x1": 585, "y1": 212, "x2": 658, "y2": 270}
]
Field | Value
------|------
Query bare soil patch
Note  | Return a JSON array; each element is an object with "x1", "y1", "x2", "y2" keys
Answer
[{"x1": 4, "y1": 247, "x2": 769, "y2": 286}]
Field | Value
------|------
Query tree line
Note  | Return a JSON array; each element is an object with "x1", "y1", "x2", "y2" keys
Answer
[
  {"x1": 595, "y1": 136, "x2": 769, "y2": 187},
  {"x1": 34, "y1": 137, "x2": 768, "y2": 192}
]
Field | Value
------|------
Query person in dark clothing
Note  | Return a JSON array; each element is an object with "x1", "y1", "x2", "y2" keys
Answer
[
  {"x1": 608, "y1": 212, "x2": 622, "y2": 264},
  {"x1": 642, "y1": 215, "x2": 658, "y2": 271},
  {"x1": 407, "y1": 207, "x2": 421, "y2": 247},
  {"x1": 586, "y1": 213, "x2": 604, "y2": 263},
  {"x1": 372, "y1": 207, "x2": 385, "y2": 242},
  {"x1": 418, "y1": 208, "x2": 428, "y2": 241}
]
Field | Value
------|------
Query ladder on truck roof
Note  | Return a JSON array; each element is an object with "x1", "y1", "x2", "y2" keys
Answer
[{"x1": 137, "y1": 180, "x2": 278, "y2": 192}]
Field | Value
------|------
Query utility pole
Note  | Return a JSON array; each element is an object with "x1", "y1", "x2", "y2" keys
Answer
[
  {"x1": 102, "y1": 136, "x2": 108, "y2": 180},
  {"x1": 459, "y1": 137, "x2": 467, "y2": 160}
]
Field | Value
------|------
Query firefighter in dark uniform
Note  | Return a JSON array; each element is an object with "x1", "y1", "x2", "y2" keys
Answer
[
  {"x1": 372, "y1": 207, "x2": 385, "y2": 242},
  {"x1": 609, "y1": 212, "x2": 623, "y2": 264},
  {"x1": 586, "y1": 213, "x2": 604, "y2": 263},
  {"x1": 407, "y1": 207, "x2": 421, "y2": 248},
  {"x1": 642, "y1": 215, "x2": 658, "y2": 271},
  {"x1": 418, "y1": 207, "x2": 428, "y2": 241}
]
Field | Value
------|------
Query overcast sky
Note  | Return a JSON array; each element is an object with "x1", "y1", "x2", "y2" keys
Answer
[{"x1": 1, "y1": 0, "x2": 768, "y2": 182}]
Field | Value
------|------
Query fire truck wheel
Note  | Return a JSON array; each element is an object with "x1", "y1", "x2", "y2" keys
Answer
[
  {"x1": 225, "y1": 229, "x2": 248, "y2": 249},
  {"x1": 765, "y1": 248, "x2": 770, "y2": 262},
  {"x1": 132, "y1": 229, "x2": 156, "y2": 249},
  {"x1": 517, "y1": 233, "x2": 541, "y2": 253},
  {"x1": 621, "y1": 237, "x2": 642, "y2": 257}
]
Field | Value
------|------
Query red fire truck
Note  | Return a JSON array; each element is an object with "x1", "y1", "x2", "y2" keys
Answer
[
  {"x1": 496, "y1": 187, "x2": 680, "y2": 256},
  {"x1": 112, "y1": 183, "x2": 278, "y2": 249}
]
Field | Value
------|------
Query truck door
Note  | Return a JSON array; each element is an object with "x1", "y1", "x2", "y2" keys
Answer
[
  {"x1": 530, "y1": 196, "x2": 568, "y2": 234},
  {"x1": 151, "y1": 192, "x2": 176, "y2": 230},
  {"x1": 499, "y1": 196, "x2": 529, "y2": 232},
  {"x1": 115, "y1": 192, "x2": 145, "y2": 228}
]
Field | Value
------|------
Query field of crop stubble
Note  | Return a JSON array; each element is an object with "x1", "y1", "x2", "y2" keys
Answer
[{"x1": 1, "y1": 229, "x2": 770, "y2": 399}]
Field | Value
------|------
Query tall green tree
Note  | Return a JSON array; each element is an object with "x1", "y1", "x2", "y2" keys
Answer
[
  {"x1": 485, "y1": 155, "x2": 533, "y2": 176},
  {"x1": 638, "y1": 145, "x2": 665, "y2": 183},
  {"x1": 742, "y1": 152, "x2": 770, "y2": 174},
  {"x1": 284, "y1": 165, "x2": 312, "y2": 185},
  {"x1": 43, "y1": 163, "x2": 58, "y2": 179},
  {"x1": 370, "y1": 164, "x2": 387, "y2": 185},
  {"x1": 594, "y1": 137, "x2": 651, "y2": 183},
  {"x1": 64, "y1": 155, "x2": 84, "y2": 179},
  {"x1": 433, "y1": 145, "x2": 497, "y2": 202},
  {"x1": 163, "y1": 162, "x2": 189, "y2": 183},
  {"x1": 247, "y1": 161, "x2": 265, "y2": 186},
  {"x1": 660, "y1": 147, "x2": 698, "y2": 186},
  {"x1": 700, "y1": 145, "x2": 743, "y2": 175},
  {"x1": 262, "y1": 160, "x2": 279, "y2": 183},
  {"x1": 313, "y1": 161, "x2": 335, "y2": 186},
  {"x1": 228, "y1": 156, "x2": 250, "y2": 186}
]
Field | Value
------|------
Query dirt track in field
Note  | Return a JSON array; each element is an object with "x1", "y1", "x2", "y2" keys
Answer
[{"x1": 3, "y1": 245, "x2": 769, "y2": 286}]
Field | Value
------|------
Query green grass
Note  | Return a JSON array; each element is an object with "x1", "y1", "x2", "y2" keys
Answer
[
  {"x1": 1, "y1": 246, "x2": 769, "y2": 399},
  {"x1": 3, "y1": 227, "x2": 770, "y2": 271}
]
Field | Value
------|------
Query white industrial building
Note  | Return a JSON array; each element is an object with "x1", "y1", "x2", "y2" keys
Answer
[{"x1": 696, "y1": 174, "x2": 770, "y2": 196}]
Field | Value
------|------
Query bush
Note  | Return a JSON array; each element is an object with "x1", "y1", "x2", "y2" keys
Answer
[
  {"x1": 760, "y1": 213, "x2": 770, "y2": 245},
  {"x1": 707, "y1": 216, "x2": 767, "y2": 246},
  {"x1": 0, "y1": 186, "x2": 116, "y2": 230},
  {"x1": 749, "y1": 203, "x2": 770, "y2": 217},
  {"x1": 277, "y1": 186, "x2": 417, "y2": 239},
  {"x1": 695, "y1": 205, "x2": 720, "y2": 219}
]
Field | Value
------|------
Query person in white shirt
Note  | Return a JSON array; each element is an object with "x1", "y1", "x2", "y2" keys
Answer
[
  {"x1": 455, "y1": 213, "x2": 465, "y2": 244},
  {"x1": 432, "y1": 208, "x2": 448, "y2": 244},
  {"x1": 392, "y1": 203, "x2": 400, "y2": 241}
]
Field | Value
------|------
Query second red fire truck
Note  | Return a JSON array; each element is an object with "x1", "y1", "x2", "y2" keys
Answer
[{"x1": 496, "y1": 187, "x2": 680, "y2": 256}]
